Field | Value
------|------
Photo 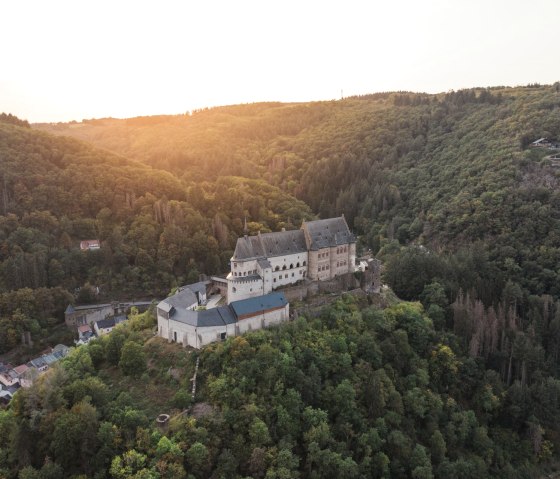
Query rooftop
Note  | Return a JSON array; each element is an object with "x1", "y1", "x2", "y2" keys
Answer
[
  {"x1": 230, "y1": 292, "x2": 288, "y2": 317},
  {"x1": 302, "y1": 216, "x2": 356, "y2": 251},
  {"x1": 96, "y1": 317, "x2": 116, "y2": 329},
  {"x1": 233, "y1": 229, "x2": 307, "y2": 260}
]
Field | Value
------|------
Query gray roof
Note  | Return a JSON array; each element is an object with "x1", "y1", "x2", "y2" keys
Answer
[
  {"x1": 159, "y1": 287, "x2": 234, "y2": 327},
  {"x1": 164, "y1": 305, "x2": 237, "y2": 327},
  {"x1": 257, "y1": 258, "x2": 272, "y2": 269},
  {"x1": 29, "y1": 357, "x2": 47, "y2": 369},
  {"x1": 165, "y1": 288, "x2": 198, "y2": 310},
  {"x1": 230, "y1": 292, "x2": 288, "y2": 317},
  {"x1": 53, "y1": 344, "x2": 70, "y2": 355},
  {"x1": 302, "y1": 216, "x2": 355, "y2": 251},
  {"x1": 42, "y1": 354, "x2": 58, "y2": 365},
  {"x1": 233, "y1": 230, "x2": 307, "y2": 260},
  {"x1": 96, "y1": 318, "x2": 116, "y2": 329},
  {"x1": 180, "y1": 281, "x2": 209, "y2": 295}
]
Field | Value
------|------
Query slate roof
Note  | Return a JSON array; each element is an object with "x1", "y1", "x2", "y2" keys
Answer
[
  {"x1": 232, "y1": 217, "x2": 355, "y2": 259},
  {"x1": 0, "y1": 390, "x2": 12, "y2": 400},
  {"x1": 180, "y1": 281, "x2": 209, "y2": 296},
  {"x1": 96, "y1": 318, "x2": 116, "y2": 329},
  {"x1": 257, "y1": 258, "x2": 272, "y2": 269},
  {"x1": 163, "y1": 305, "x2": 237, "y2": 327},
  {"x1": 230, "y1": 292, "x2": 288, "y2": 317},
  {"x1": 165, "y1": 288, "x2": 198, "y2": 310},
  {"x1": 158, "y1": 287, "x2": 234, "y2": 327},
  {"x1": 42, "y1": 354, "x2": 58, "y2": 365},
  {"x1": 302, "y1": 216, "x2": 356, "y2": 251},
  {"x1": 29, "y1": 357, "x2": 47, "y2": 369},
  {"x1": 233, "y1": 230, "x2": 307, "y2": 260}
]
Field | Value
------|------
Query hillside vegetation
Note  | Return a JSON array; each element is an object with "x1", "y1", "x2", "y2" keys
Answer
[
  {"x1": 0, "y1": 120, "x2": 312, "y2": 353},
  {"x1": 1, "y1": 84, "x2": 560, "y2": 477},
  {"x1": 2, "y1": 297, "x2": 560, "y2": 478},
  {"x1": 38, "y1": 85, "x2": 560, "y2": 297}
]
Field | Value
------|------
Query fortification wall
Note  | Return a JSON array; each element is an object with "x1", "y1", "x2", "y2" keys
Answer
[{"x1": 279, "y1": 272, "x2": 360, "y2": 302}]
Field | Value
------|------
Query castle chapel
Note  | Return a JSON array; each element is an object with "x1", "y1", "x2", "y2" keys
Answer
[{"x1": 227, "y1": 216, "x2": 356, "y2": 303}]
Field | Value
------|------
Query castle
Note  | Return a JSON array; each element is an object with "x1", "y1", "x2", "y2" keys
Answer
[
  {"x1": 227, "y1": 216, "x2": 356, "y2": 303},
  {"x1": 157, "y1": 216, "x2": 357, "y2": 349}
]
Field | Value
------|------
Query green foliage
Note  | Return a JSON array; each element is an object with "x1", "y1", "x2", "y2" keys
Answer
[
  {"x1": 5, "y1": 297, "x2": 560, "y2": 477},
  {"x1": 119, "y1": 341, "x2": 146, "y2": 377}
]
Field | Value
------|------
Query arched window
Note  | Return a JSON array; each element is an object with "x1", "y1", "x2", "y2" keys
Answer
[
  {"x1": 290, "y1": 264, "x2": 294, "y2": 269},
  {"x1": 232, "y1": 287, "x2": 237, "y2": 293},
  {"x1": 282, "y1": 265, "x2": 287, "y2": 270},
  {"x1": 303, "y1": 261, "x2": 307, "y2": 266},
  {"x1": 296, "y1": 262, "x2": 300, "y2": 267},
  {"x1": 275, "y1": 266, "x2": 280, "y2": 271}
]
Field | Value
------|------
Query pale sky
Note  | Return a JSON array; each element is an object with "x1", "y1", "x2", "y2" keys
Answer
[{"x1": 1, "y1": 0, "x2": 559, "y2": 123}]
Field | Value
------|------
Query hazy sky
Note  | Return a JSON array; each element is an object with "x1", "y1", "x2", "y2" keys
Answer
[{"x1": 1, "y1": 0, "x2": 559, "y2": 122}]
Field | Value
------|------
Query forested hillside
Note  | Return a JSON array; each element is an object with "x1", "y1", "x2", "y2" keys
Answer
[
  {"x1": 0, "y1": 120, "x2": 312, "y2": 353},
  {"x1": 3, "y1": 83, "x2": 560, "y2": 477},
  {"x1": 2, "y1": 297, "x2": 560, "y2": 478},
  {"x1": 38, "y1": 85, "x2": 560, "y2": 298}
]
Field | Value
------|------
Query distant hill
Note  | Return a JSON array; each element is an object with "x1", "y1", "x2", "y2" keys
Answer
[{"x1": 37, "y1": 84, "x2": 560, "y2": 299}]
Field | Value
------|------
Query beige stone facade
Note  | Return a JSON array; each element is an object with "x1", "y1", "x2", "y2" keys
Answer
[{"x1": 228, "y1": 216, "x2": 356, "y2": 303}]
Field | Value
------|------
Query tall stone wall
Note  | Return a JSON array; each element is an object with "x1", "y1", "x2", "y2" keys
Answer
[{"x1": 279, "y1": 273, "x2": 360, "y2": 302}]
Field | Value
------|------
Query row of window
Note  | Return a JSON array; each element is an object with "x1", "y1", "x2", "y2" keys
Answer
[
  {"x1": 337, "y1": 260, "x2": 348, "y2": 267},
  {"x1": 274, "y1": 261, "x2": 306, "y2": 271},
  {"x1": 234, "y1": 262, "x2": 309, "y2": 276},
  {"x1": 319, "y1": 246, "x2": 348, "y2": 259},
  {"x1": 273, "y1": 270, "x2": 306, "y2": 282},
  {"x1": 319, "y1": 264, "x2": 330, "y2": 271},
  {"x1": 233, "y1": 269, "x2": 257, "y2": 277}
]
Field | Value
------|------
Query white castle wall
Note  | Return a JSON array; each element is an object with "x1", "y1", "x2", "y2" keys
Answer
[
  {"x1": 269, "y1": 252, "x2": 308, "y2": 288},
  {"x1": 157, "y1": 303, "x2": 289, "y2": 349}
]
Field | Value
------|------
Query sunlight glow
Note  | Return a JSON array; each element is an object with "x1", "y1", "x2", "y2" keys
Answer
[{"x1": 1, "y1": 0, "x2": 559, "y2": 122}]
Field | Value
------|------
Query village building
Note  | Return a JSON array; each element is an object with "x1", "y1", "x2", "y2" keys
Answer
[
  {"x1": 80, "y1": 239, "x2": 101, "y2": 250},
  {"x1": 157, "y1": 291, "x2": 289, "y2": 349},
  {"x1": 530, "y1": 138, "x2": 560, "y2": 149},
  {"x1": 0, "y1": 345, "x2": 70, "y2": 404},
  {"x1": 227, "y1": 216, "x2": 356, "y2": 303},
  {"x1": 93, "y1": 315, "x2": 127, "y2": 336},
  {"x1": 65, "y1": 300, "x2": 151, "y2": 329}
]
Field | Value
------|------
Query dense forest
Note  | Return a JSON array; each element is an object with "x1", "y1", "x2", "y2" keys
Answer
[
  {"x1": 1, "y1": 83, "x2": 560, "y2": 476},
  {"x1": 0, "y1": 120, "x2": 311, "y2": 354},
  {"x1": 2, "y1": 297, "x2": 560, "y2": 478}
]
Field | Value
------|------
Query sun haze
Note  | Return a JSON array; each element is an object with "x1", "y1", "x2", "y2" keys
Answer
[{"x1": 1, "y1": 0, "x2": 559, "y2": 122}]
